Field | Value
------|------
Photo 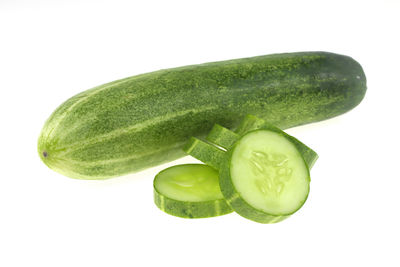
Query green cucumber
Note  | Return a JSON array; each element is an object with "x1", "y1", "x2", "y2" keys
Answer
[
  {"x1": 207, "y1": 116, "x2": 318, "y2": 169},
  {"x1": 153, "y1": 164, "x2": 232, "y2": 218},
  {"x1": 220, "y1": 130, "x2": 310, "y2": 223},
  {"x1": 38, "y1": 51, "x2": 366, "y2": 179}
]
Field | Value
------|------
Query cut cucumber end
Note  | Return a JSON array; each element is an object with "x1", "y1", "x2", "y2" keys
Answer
[
  {"x1": 220, "y1": 130, "x2": 310, "y2": 223},
  {"x1": 153, "y1": 164, "x2": 233, "y2": 218}
]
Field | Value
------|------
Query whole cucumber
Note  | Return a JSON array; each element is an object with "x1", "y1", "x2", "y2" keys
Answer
[{"x1": 38, "y1": 52, "x2": 366, "y2": 179}]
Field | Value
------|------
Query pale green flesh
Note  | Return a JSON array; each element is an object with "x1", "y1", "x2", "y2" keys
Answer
[
  {"x1": 154, "y1": 164, "x2": 223, "y2": 202},
  {"x1": 230, "y1": 130, "x2": 310, "y2": 215}
]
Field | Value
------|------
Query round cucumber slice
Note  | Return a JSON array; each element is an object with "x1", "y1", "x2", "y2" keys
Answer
[
  {"x1": 153, "y1": 164, "x2": 233, "y2": 218},
  {"x1": 220, "y1": 130, "x2": 310, "y2": 223}
]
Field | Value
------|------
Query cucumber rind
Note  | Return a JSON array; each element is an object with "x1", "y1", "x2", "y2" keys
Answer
[
  {"x1": 219, "y1": 130, "x2": 311, "y2": 224},
  {"x1": 154, "y1": 189, "x2": 233, "y2": 219},
  {"x1": 153, "y1": 164, "x2": 233, "y2": 219}
]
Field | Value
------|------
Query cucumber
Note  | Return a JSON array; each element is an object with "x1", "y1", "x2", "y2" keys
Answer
[
  {"x1": 220, "y1": 130, "x2": 310, "y2": 223},
  {"x1": 206, "y1": 116, "x2": 318, "y2": 168},
  {"x1": 38, "y1": 51, "x2": 366, "y2": 179},
  {"x1": 153, "y1": 164, "x2": 233, "y2": 218}
]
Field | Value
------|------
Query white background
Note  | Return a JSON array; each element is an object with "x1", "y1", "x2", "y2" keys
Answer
[{"x1": 1, "y1": 0, "x2": 399, "y2": 266}]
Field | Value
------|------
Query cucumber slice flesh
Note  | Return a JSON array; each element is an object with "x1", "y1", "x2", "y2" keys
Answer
[
  {"x1": 227, "y1": 130, "x2": 310, "y2": 217},
  {"x1": 155, "y1": 164, "x2": 223, "y2": 201},
  {"x1": 153, "y1": 164, "x2": 232, "y2": 218}
]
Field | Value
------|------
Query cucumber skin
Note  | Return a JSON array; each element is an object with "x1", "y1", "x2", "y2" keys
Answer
[
  {"x1": 38, "y1": 52, "x2": 366, "y2": 179},
  {"x1": 154, "y1": 190, "x2": 233, "y2": 219}
]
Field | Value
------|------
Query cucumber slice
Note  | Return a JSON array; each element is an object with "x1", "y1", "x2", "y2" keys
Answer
[
  {"x1": 235, "y1": 115, "x2": 318, "y2": 169},
  {"x1": 206, "y1": 124, "x2": 240, "y2": 150},
  {"x1": 153, "y1": 164, "x2": 233, "y2": 218},
  {"x1": 235, "y1": 114, "x2": 269, "y2": 135},
  {"x1": 183, "y1": 137, "x2": 225, "y2": 170},
  {"x1": 220, "y1": 130, "x2": 310, "y2": 223}
]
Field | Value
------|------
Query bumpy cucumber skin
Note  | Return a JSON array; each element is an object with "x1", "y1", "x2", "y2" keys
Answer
[
  {"x1": 38, "y1": 52, "x2": 366, "y2": 179},
  {"x1": 219, "y1": 133, "x2": 311, "y2": 224}
]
